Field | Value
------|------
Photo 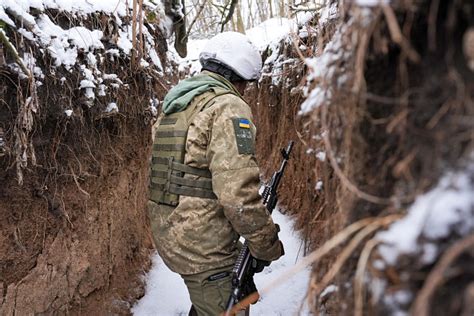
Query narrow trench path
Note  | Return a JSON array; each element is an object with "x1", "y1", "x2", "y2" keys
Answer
[{"x1": 132, "y1": 210, "x2": 311, "y2": 315}]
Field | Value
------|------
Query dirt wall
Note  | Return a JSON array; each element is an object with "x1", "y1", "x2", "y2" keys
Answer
[
  {"x1": 0, "y1": 7, "x2": 173, "y2": 314},
  {"x1": 249, "y1": 1, "x2": 474, "y2": 315}
]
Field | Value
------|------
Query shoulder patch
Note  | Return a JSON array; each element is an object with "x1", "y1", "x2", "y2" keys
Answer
[
  {"x1": 232, "y1": 117, "x2": 255, "y2": 155},
  {"x1": 238, "y1": 118, "x2": 250, "y2": 129}
]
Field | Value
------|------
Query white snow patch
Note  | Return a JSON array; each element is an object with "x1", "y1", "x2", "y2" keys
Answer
[
  {"x1": 315, "y1": 180, "x2": 323, "y2": 191},
  {"x1": 148, "y1": 48, "x2": 163, "y2": 71},
  {"x1": 299, "y1": 24, "x2": 347, "y2": 114},
  {"x1": 355, "y1": 0, "x2": 390, "y2": 6},
  {"x1": 320, "y1": 284, "x2": 338, "y2": 299},
  {"x1": 66, "y1": 27, "x2": 103, "y2": 50},
  {"x1": 316, "y1": 151, "x2": 326, "y2": 162},
  {"x1": 17, "y1": 28, "x2": 35, "y2": 41},
  {"x1": 383, "y1": 290, "x2": 413, "y2": 316},
  {"x1": 105, "y1": 102, "x2": 118, "y2": 112},
  {"x1": 64, "y1": 109, "x2": 73, "y2": 117},
  {"x1": 377, "y1": 164, "x2": 474, "y2": 265},
  {"x1": 117, "y1": 28, "x2": 133, "y2": 54},
  {"x1": 79, "y1": 80, "x2": 95, "y2": 89},
  {"x1": 319, "y1": 1, "x2": 338, "y2": 26},
  {"x1": 246, "y1": 18, "x2": 296, "y2": 50},
  {"x1": 1, "y1": 0, "x2": 167, "y2": 74},
  {"x1": 0, "y1": 7, "x2": 15, "y2": 26}
]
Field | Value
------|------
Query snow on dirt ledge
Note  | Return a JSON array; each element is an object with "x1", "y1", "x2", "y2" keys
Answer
[
  {"x1": 370, "y1": 158, "x2": 474, "y2": 315},
  {"x1": 377, "y1": 165, "x2": 474, "y2": 266},
  {"x1": 0, "y1": 0, "x2": 168, "y2": 108}
]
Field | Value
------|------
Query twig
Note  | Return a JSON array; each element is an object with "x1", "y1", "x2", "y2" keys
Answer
[
  {"x1": 312, "y1": 215, "x2": 401, "y2": 295},
  {"x1": 131, "y1": 0, "x2": 138, "y2": 62},
  {"x1": 223, "y1": 217, "x2": 382, "y2": 315},
  {"x1": 353, "y1": 7, "x2": 381, "y2": 92},
  {"x1": 428, "y1": 0, "x2": 440, "y2": 52},
  {"x1": 185, "y1": 0, "x2": 207, "y2": 41},
  {"x1": 354, "y1": 238, "x2": 381, "y2": 316},
  {"x1": 138, "y1": 0, "x2": 144, "y2": 60},
  {"x1": 220, "y1": 0, "x2": 238, "y2": 32},
  {"x1": 258, "y1": 217, "x2": 378, "y2": 297},
  {"x1": 353, "y1": 29, "x2": 369, "y2": 92},
  {"x1": 289, "y1": 4, "x2": 323, "y2": 13},
  {"x1": 412, "y1": 233, "x2": 474, "y2": 316},
  {"x1": 69, "y1": 164, "x2": 90, "y2": 197},
  {"x1": 0, "y1": 29, "x2": 31, "y2": 77},
  {"x1": 381, "y1": 5, "x2": 420, "y2": 63}
]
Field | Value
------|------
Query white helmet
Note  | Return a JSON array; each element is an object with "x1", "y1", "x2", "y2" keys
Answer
[{"x1": 199, "y1": 32, "x2": 262, "y2": 81}]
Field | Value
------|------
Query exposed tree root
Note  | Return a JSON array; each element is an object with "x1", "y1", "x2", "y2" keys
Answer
[
  {"x1": 354, "y1": 238, "x2": 381, "y2": 316},
  {"x1": 412, "y1": 233, "x2": 474, "y2": 316}
]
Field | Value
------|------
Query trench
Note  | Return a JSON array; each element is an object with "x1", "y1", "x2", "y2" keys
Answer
[{"x1": 1, "y1": 1, "x2": 474, "y2": 315}]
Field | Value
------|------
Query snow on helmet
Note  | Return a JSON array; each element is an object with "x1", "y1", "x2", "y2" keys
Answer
[{"x1": 199, "y1": 32, "x2": 262, "y2": 81}]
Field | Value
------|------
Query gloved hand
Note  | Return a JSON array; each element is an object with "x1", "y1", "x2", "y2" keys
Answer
[
  {"x1": 274, "y1": 224, "x2": 285, "y2": 258},
  {"x1": 250, "y1": 257, "x2": 271, "y2": 273},
  {"x1": 251, "y1": 224, "x2": 284, "y2": 273}
]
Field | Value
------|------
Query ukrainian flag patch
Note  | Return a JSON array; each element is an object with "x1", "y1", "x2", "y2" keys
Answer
[
  {"x1": 232, "y1": 117, "x2": 255, "y2": 155},
  {"x1": 239, "y1": 118, "x2": 250, "y2": 129}
]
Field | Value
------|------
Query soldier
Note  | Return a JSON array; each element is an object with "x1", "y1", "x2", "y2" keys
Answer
[
  {"x1": 148, "y1": 32, "x2": 284, "y2": 315},
  {"x1": 163, "y1": 0, "x2": 187, "y2": 57}
]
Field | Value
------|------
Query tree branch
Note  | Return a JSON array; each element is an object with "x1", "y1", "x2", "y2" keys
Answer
[{"x1": 220, "y1": 0, "x2": 238, "y2": 32}]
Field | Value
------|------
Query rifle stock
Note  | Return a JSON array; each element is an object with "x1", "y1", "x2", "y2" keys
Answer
[{"x1": 224, "y1": 140, "x2": 294, "y2": 315}]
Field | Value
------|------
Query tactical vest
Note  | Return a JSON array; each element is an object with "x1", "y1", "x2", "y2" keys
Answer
[{"x1": 150, "y1": 88, "x2": 236, "y2": 206}]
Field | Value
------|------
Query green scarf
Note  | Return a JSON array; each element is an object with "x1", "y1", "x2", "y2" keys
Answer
[{"x1": 162, "y1": 72, "x2": 240, "y2": 115}]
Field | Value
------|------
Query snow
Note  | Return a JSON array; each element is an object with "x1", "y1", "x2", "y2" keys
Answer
[
  {"x1": 320, "y1": 284, "x2": 338, "y2": 299},
  {"x1": 0, "y1": 6, "x2": 14, "y2": 25},
  {"x1": 246, "y1": 18, "x2": 296, "y2": 50},
  {"x1": 316, "y1": 151, "x2": 326, "y2": 162},
  {"x1": 376, "y1": 163, "x2": 474, "y2": 266},
  {"x1": 117, "y1": 28, "x2": 133, "y2": 54},
  {"x1": 355, "y1": 0, "x2": 390, "y2": 6},
  {"x1": 132, "y1": 210, "x2": 311, "y2": 315},
  {"x1": 0, "y1": 0, "x2": 159, "y2": 18},
  {"x1": 299, "y1": 25, "x2": 346, "y2": 114},
  {"x1": 105, "y1": 102, "x2": 118, "y2": 113},
  {"x1": 315, "y1": 181, "x2": 323, "y2": 191},
  {"x1": 1, "y1": 0, "x2": 166, "y2": 78},
  {"x1": 383, "y1": 290, "x2": 413, "y2": 316},
  {"x1": 318, "y1": 1, "x2": 338, "y2": 26}
]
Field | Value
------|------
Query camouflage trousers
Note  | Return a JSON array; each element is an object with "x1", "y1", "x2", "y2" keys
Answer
[
  {"x1": 182, "y1": 265, "x2": 249, "y2": 316},
  {"x1": 147, "y1": 200, "x2": 249, "y2": 315}
]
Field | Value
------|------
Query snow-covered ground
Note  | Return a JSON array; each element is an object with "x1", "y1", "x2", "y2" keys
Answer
[{"x1": 132, "y1": 209, "x2": 311, "y2": 316}]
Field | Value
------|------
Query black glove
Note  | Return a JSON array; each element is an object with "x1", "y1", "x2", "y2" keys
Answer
[
  {"x1": 274, "y1": 224, "x2": 285, "y2": 257},
  {"x1": 250, "y1": 257, "x2": 271, "y2": 274}
]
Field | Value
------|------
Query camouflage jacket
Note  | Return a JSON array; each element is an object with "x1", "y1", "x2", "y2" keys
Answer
[{"x1": 150, "y1": 73, "x2": 282, "y2": 275}]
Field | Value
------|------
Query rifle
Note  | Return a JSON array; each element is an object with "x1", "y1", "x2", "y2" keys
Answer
[{"x1": 224, "y1": 140, "x2": 294, "y2": 315}]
